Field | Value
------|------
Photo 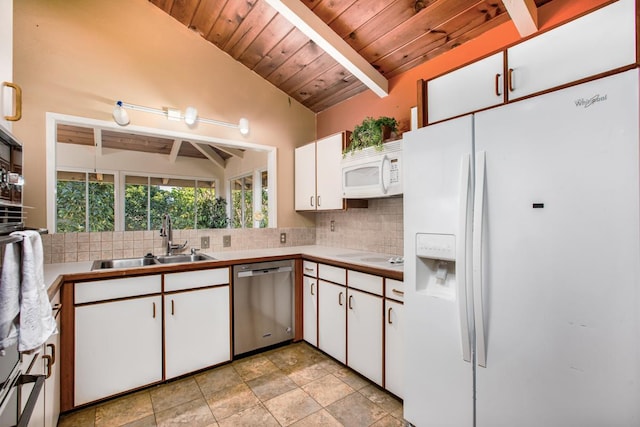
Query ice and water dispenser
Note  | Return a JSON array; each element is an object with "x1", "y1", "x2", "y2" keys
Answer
[{"x1": 415, "y1": 233, "x2": 457, "y2": 300}]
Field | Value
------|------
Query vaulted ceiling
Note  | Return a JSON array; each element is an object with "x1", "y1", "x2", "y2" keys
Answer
[{"x1": 149, "y1": 0, "x2": 553, "y2": 112}]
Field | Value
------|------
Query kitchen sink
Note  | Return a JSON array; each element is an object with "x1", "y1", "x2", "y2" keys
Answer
[
  {"x1": 91, "y1": 253, "x2": 215, "y2": 270},
  {"x1": 91, "y1": 256, "x2": 160, "y2": 270},
  {"x1": 155, "y1": 253, "x2": 216, "y2": 264}
]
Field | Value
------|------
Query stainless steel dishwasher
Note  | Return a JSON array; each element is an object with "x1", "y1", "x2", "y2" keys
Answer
[{"x1": 233, "y1": 260, "x2": 295, "y2": 356}]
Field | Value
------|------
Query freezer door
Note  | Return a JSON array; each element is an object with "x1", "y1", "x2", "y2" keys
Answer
[
  {"x1": 403, "y1": 115, "x2": 474, "y2": 426},
  {"x1": 474, "y1": 70, "x2": 640, "y2": 426}
]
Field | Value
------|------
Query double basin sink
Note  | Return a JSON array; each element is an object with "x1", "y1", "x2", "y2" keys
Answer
[{"x1": 91, "y1": 253, "x2": 216, "y2": 270}]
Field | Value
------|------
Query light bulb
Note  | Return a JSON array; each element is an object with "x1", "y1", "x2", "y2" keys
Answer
[
  {"x1": 112, "y1": 101, "x2": 129, "y2": 126},
  {"x1": 239, "y1": 117, "x2": 249, "y2": 135},
  {"x1": 184, "y1": 106, "x2": 198, "y2": 126}
]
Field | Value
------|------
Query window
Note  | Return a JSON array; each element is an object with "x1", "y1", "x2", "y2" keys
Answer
[
  {"x1": 124, "y1": 176, "x2": 217, "y2": 231},
  {"x1": 230, "y1": 170, "x2": 269, "y2": 229},
  {"x1": 55, "y1": 170, "x2": 219, "y2": 232},
  {"x1": 56, "y1": 171, "x2": 115, "y2": 232},
  {"x1": 231, "y1": 175, "x2": 252, "y2": 229}
]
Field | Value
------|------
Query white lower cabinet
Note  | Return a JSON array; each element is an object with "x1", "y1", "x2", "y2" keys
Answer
[
  {"x1": 164, "y1": 286, "x2": 230, "y2": 379},
  {"x1": 318, "y1": 280, "x2": 346, "y2": 364},
  {"x1": 385, "y1": 299, "x2": 404, "y2": 398},
  {"x1": 302, "y1": 275, "x2": 318, "y2": 347},
  {"x1": 74, "y1": 295, "x2": 163, "y2": 406},
  {"x1": 347, "y1": 288, "x2": 383, "y2": 385}
]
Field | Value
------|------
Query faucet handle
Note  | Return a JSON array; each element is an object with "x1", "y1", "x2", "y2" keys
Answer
[{"x1": 191, "y1": 247, "x2": 200, "y2": 255}]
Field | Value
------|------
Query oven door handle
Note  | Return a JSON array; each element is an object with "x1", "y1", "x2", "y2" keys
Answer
[{"x1": 16, "y1": 374, "x2": 45, "y2": 427}]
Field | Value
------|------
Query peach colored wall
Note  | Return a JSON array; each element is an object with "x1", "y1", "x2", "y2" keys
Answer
[
  {"x1": 316, "y1": 0, "x2": 613, "y2": 139},
  {"x1": 12, "y1": 0, "x2": 316, "y2": 229}
]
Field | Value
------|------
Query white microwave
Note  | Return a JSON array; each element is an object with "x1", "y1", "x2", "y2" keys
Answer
[{"x1": 341, "y1": 139, "x2": 402, "y2": 199}]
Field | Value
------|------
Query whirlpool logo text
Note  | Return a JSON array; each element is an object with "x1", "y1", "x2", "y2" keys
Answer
[{"x1": 574, "y1": 94, "x2": 608, "y2": 108}]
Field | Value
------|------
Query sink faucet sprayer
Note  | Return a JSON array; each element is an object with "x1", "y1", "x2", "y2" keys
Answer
[{"x1": 160, "y1": 213, "x2": 187, "y2": 255}]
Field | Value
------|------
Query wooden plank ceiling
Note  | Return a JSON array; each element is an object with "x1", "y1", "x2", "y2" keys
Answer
[
  {"x1": 149, "y1": 0, "x2": 553, "y2": 112},
  {"x1": 56, "y1": 124, "x2": 239, "y2": 167}
]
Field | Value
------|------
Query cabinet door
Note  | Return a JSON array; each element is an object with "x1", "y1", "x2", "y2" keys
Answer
[
  {"x1": 427, "y1": 52, "x2": 504, "y2": 124},
  {"x1": 316, "y1": 133, "x2": 344, "y2": 210},
  {"x1": 303, "y1": 275, "x2": 318, "y2": 347},
  {"x1": 43, "y1": 296, "x2": 61, "y2": 427},
  {"x1": 75, "y1": 295, "x2": 162, "y2": 406},
  {"x1": 385, "y1": 299, "x2": 404, "y2": 398},
  {"x1": 164, "y1": 286, "x2": 230, "y2": 379},
  {"x1": 295, "y1": 142, "x2": 317, "y2": 210},
  {"x1": 318, "y1": 280, "x2": 346, "y2": 363},
  {"x1": 507, "y1": 0, "x2": 635, "y2": 100},
  {"x1": 347, "y1": 289, "x2": 383, "y2": 385},
  {"x1": 0, "y1": 0, "x2": 13, "y2": 132}
]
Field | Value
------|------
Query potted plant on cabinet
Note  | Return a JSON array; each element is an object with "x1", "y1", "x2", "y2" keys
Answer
[{"x1": 344, "y1": 116, "x2": 398, "y2": 156}]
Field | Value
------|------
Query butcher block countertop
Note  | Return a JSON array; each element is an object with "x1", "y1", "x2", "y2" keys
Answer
[{"x1": 45, "y1": 245, "x2": 404, "y2": 298}]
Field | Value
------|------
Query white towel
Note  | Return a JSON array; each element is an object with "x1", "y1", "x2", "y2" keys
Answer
[
  {"x1": 11, "y1": 230, "x2": 57, "y2": 352},
  {"x1": 0, "y1": 241, "x2": 20, "y2": 352}
]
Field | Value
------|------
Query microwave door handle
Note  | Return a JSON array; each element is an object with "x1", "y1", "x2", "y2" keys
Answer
[{"x1": 380, "y1": 155, "x2": 390, "y2": 194}]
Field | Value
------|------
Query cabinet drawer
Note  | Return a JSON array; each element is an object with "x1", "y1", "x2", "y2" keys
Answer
[
  {"x1": 75, "y1": 275, "x2": 161, "y2": 304},
  {"x1": 318, "y1": 264, "x2": 346, "y2": 285},
  {"x1": 385, "y1": 279, "x2": 405, "y2": 302},
  {"x1": 348, "y1": 270, "x2": 382, "y2": 296},
  {"x1": 302, "y1": 261, "x2": 317, "y2": 277},
  {"x1": 164, "y1": 268, "x2": 229, "y2": 292}
]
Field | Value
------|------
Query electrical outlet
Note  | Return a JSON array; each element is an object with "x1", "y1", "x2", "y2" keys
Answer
[
  {"x1": 330, "y1": 220, "x2": 335, "y2": 232},
  {"x1": 223, "y1": 235, "x2": 231, "y2": 247},
  {"x1": 200, "y1": 236, "x2": 210, "y2": 249},
  {"x1": 280, "y1": 233, "x2": 286, "y2": 244}
]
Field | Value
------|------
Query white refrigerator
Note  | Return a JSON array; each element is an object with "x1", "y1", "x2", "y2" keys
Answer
[{"x1": 403, "y1": 69, "x2": 640, "y2": 426}]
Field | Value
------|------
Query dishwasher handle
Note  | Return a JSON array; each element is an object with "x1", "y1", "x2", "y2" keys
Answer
[{"x1": 237, "y1": 266, "x2": 293, "y2": 278}]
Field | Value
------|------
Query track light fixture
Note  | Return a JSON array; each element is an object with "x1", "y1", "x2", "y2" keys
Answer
[{"x1": 112, "y1": 100, "x2": 250, "y2": 136}]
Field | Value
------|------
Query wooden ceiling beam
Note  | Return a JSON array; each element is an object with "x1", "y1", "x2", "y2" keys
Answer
[
  {"x1": 502, "y1": 0, "x2": 538, "y2": 37},
  {"x1": 190, "y1": 142, "x2": 226, "y2": 168},
  {"x1": 94, "y1": 128, "x2": 102, "y2": 157},
  {"x1": 264, "y1": 0, "x2": 388, "y2": 98},
  {"x1": 169, "y1": 139, "x2": 182, "y2": 164}
]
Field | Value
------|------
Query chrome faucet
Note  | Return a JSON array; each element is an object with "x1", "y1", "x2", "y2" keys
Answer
[{"x1": 160, "y1": 213, "x2": 187, "y2": 255}]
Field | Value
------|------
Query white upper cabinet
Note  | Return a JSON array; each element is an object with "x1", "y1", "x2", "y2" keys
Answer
[
  {"x1": 506, "y1": 0, "x2": 636, "y2": 100},
  {"x1": 427, "y1": 53, "x2": 504, "y2": 124},
  {"x1": 295, "y1": 132, "x2": 345, "y2": 211},
  {"x1": 425, "y1": 0, "x2": 637, "y2": 123},
  {"x1": 295, "y1": 142, "x2": 317, "y2": 210}
]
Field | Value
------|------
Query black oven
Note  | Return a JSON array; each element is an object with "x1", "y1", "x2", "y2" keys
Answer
[{"x1": 0, "y1": 126, "x2": 23, "y2": 235}]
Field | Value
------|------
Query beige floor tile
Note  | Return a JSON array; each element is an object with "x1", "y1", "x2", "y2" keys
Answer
[
  {"x1": 326, "y1": 392, "x2": 387, "y2": 426},
  {"x1": 95, "y1": 391, "x2": 154, "y2": 427},
  {"x1": 195, "y1": 365, "x2": 243, "y2": 397},
  {"x1": 232, "y1": 355, "x2": 280, "y2": 381},
  {"x1": 216, "y1": 403, "x2": 279, "y2": 427},
  {"x1": 333, "y1": 366, "x2": 370, "y2": 390},
  {"x1": 205, "y1": 382, "x2": 260, "y2": 421},
  {"x1": 287, "y1": 363, "x2": 330, "y2": 386},
  {"x1": 370, "y1": 414, "x2": 406, "y2": 426},
  {"x1": 246, "y1": 370, "x2": 298, "y2": 401},
  {"x1": 58, "y1": 407, "x2": 96, "y2": 427},
  {"x1": 359, "y1": 384, "x2": 403, "y2": 414},
  {"x1": 123, "y1": 414, "x2": 157, "y2": 427},
  {"x1": 263, "y1": 388, "x2": 322, "y2": 426},
  {"x1": 154, "y1": 397, "x2": 216, "y2": 427},
  {"x1": 316, "y1": 357, "x2": 343, "y2": 374},
  {"x1": 290, "y1": 409, "x2": 343, "y2": 426},
  {"x1": 301, "y1": 374, "x2": 355, "y2": 407},
  {"x1": 150, "y1": 377, "x2": 203, "y2": 412}
]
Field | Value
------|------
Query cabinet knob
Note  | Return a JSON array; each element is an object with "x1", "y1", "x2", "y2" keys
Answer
[
  {"x1": 348, "y1": 295, "x2": 353, "y2": 310},
  {"x1": 388, "y1": 307, "x2": 393, "y2": 324},
  {"x1": 508, "y1": 68, "x2": 515, "y2": 92},
  {"x1": 338, "y1": 291, "x2": 344, "y2": 306},
  {"x1": 310, "y1": 282, "x2": 315, "y2": 295}
]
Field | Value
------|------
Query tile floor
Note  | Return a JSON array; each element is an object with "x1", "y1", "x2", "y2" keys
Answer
[{"x1": 58, "y1": 342, "x2": 405, "y2": 427}]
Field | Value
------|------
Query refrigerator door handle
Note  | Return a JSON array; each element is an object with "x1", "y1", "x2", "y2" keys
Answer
[
  {"x1": 473, "y1": 150, "x2": 488, "y2": 367},
  {"x1": 457, "y1": 154, "x2": 472, "y2": 363}
]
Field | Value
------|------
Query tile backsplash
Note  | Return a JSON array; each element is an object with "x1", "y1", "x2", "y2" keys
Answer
[
  {"x1": 42, "y1": 197, "x2": 403, "y2": 264},
  {"x1": 315, "y1": 197, "x2": 403, "y2": 256}
]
